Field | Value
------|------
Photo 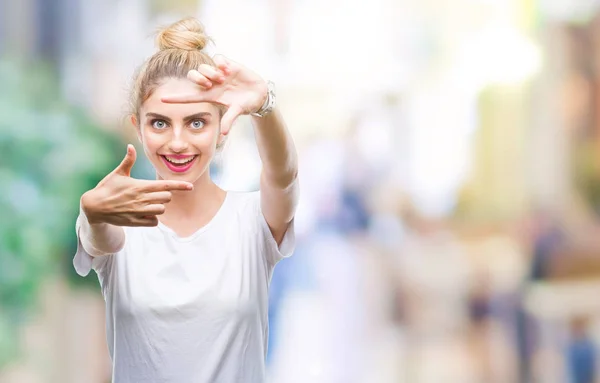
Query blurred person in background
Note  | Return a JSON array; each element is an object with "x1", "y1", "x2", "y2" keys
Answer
[
  {"x1": 72, "y1": 17, "x2": 298, "y2": 383},
  {"x1": 515, "y1": 209, "x2": 564, "y2": 382},
  {"x1": 521, "y1": 210, "x2": 599, "y2": 383},
  {"x1": 567, "y1": 316, "x2": 597, "y2": 383}
]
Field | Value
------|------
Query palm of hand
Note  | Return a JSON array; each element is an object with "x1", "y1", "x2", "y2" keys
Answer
[
  {"x1": 162, "y1": 55, "x2": 268, "y2": 134},
  {"x1": 214, "y1": 63, "x2": 267, "y2": 114}
]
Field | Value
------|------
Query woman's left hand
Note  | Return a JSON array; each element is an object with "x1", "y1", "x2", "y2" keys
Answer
[{"x1": 161, "y1": 55, "x2": 268, "y2": 135}]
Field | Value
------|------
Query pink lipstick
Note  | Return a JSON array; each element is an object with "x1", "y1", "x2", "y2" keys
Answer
[{"x1": 160, "y1": 155, "x2": 198, "y2": 173}]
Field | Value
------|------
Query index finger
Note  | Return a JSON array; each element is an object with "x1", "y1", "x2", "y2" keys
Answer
[
  {"x1": 138, "y1": 180, "x2": 194, "y2": 192},
  {"x1": 161, "y1": 94, "x2": 208, "y2": 104}
]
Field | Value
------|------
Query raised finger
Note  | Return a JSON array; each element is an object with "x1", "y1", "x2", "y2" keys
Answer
[
  {"x1": 213, "y1": 55, "x2": 234, "y2": 75},
  {"x1": 161, "y1": 93, "x2": 210, "y2": 104},
  {"x1": 188, "y1": 69, "x2": 213, "y2": 88},
  {"x1": 197, "y1": 64, "x2": 225, "y2": 84},
  {"x1": 138, "y1": 180, "x2": 193, "y2": 192}
]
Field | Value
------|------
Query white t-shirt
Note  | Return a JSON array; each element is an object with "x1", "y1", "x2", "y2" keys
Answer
[{"x1": 73, "y1": 191, "x2": 295, "y2": 383}]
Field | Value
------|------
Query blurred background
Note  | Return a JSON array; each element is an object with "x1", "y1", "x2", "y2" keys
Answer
[{"x1": 3, "y1": 0, "x2": 600, "y2": 382}]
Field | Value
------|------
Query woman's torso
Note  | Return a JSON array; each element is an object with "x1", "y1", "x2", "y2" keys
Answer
[{"x1": 98, "y1": 191, "x2": 274, "y2": 383}]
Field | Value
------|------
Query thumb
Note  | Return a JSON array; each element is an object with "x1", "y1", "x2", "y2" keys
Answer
[
  {"x1": 114, "y1": 144, "x2": 137, "y2": 176},
  {"x1": 220, "y1": 106, "x2": 242, "y2": 136}
]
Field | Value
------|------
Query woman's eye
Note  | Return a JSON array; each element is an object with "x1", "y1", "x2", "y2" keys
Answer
[
  {"x1": 191, "y1": 120, "x2": 205, "y2": 129},
  {"x1": 152, "y1": 120, "x2": 167, "y2": 129}
]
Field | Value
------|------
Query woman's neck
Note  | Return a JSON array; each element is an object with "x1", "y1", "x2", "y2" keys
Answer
[{"x1": 157, "y1": 172, "x2": 225, "y2": 223}]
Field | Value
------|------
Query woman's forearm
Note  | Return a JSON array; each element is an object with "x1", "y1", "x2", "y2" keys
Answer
[
  {"x1": 252, "y1": 106, "x2": 299, "y2": 235},
  {"x1": 251, "y1": 107, "x2": 298, "y2": 188},
  {"x1": 79, "y1": 192, "x2": 125, "y2": 257}
]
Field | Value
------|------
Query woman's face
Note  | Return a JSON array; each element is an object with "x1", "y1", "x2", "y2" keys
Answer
[{"x1": 136, "y1": 78, "x2": 222, "y2": 184}]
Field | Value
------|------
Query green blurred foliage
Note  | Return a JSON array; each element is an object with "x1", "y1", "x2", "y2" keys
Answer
[{"x1": 0, "y1": 58, "x2": 123, "y2": 366}]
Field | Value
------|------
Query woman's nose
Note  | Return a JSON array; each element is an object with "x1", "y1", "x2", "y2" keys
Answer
[{"x1": 168, "y1": 129, "x2": 189, "y2": 153}]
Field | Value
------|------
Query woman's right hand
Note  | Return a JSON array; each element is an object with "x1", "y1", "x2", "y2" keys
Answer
[{"x1": 81, "y1": 144, "x2": 193, "y2": 227}]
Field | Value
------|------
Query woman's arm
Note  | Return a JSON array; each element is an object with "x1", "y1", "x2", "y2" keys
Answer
[
  {"x1": 79, "y1": 192, "x2": 126, "y2": 257},
  {"x1": 77, "y1": 144, "x2": 194, "y2": 256},
  {"x1": 159, "y1": 56, "x2": 300, "y2": 244},
  {"x1": 252, "y1": 108, "x2": 299, "y2": 245}
]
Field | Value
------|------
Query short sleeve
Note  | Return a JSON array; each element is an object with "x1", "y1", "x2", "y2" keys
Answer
[
  {"x1": 252, "y1": 192, "x2": 296, "y2": 266},
  {"x1": 73, "y1": 213, "x2": 112, "y2": 277}
]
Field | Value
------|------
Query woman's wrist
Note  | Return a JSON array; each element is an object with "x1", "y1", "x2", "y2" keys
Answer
[
  {"x1": 250, "y1": 80, "x2": 275, "y2": 117},
  {"x1": 80, "y1": 190, "x2": 105, "y2": 226}
]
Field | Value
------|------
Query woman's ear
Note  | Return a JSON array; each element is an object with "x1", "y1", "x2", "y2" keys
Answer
[{"x1": 130, "y1": 114, "x2": 142, "y2": 143}]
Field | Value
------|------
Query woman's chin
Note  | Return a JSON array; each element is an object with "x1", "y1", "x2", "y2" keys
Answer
[{"x1": 157, "y1": 168, "x2": 208, "y2": 184}]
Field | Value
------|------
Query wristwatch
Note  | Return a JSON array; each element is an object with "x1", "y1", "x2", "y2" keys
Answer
[{"x1": 251, "y1": 80, "x2": 276, "y2": 117}]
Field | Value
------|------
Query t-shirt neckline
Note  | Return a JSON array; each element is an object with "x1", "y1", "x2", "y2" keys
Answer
[{"x1": 156, "y1": 192, "x2": 230, "y2": 242}]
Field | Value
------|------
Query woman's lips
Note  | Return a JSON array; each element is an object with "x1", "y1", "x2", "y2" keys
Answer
[{"x1": 160, "y1": 155, "x2": 198, "y2": 173}]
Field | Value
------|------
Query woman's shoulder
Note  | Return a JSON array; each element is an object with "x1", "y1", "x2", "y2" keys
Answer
[
  {"x1": 223, "y1": 190, "x2": 262, "y2": 217},
  {"x1": 225, "y1": 189, "x2": 260, "y2": 204}
]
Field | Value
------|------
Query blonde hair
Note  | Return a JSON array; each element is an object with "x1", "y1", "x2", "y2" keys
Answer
[{"x1": 130, "y1": 17, "x2": 221, "y2": 121}]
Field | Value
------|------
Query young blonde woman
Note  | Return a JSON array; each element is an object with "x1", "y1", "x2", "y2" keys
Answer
[{"x1": 73, "y1": 17, "x2": 298, "y2": 383}]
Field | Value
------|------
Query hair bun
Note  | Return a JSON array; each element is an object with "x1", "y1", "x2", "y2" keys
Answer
[{"x1": 156, "y1": 17, "x2": 210, "y2": 51}]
